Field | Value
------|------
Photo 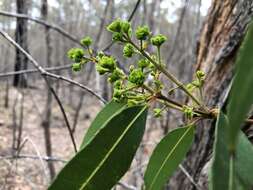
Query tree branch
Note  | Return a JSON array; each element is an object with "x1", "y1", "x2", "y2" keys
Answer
[
  {"x1": 0, "y1": 10, "x2": 82, "y2": 47},
  {"x1": 0, "y1": 29, "x2": 79, "y2": 152},
  {"x1": 0, "y1": 64, "x2": 71, "y2": 77}
]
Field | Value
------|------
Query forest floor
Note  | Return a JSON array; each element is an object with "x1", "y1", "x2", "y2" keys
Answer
[{"x1": 0, "y1": 84, "x2": 101, "y2": 190}]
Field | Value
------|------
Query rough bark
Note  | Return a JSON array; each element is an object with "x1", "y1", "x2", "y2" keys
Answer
[
  {"x1": 14, "y1": 0, "x2": 28, "y2": 87},
  {"x1": 170, "y1": 0, "x2": 253, "y2": 189}
]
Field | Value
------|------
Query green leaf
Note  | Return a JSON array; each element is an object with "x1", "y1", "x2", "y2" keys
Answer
[
  {"x1": 209, "y1": 112, "x2": 230, "y2": 190},
  {"x1": 209, "y1": 111, "x2": 253, "y2": 190},
  {"x1": 235, "y1": 131, "x2": 253, "y2": 188},
  {"x1": 144, "y1": 125, "x2": 195, "y2": 190},
  {"x1": 227, "y1": 21, "x2": 253, "y2": 151},
  {"x1": 49, "y1": 105, "x2": 147, "y2": 190},
  {"x1": 80, "y1": 100, "x2": 126, "y2": 149}
]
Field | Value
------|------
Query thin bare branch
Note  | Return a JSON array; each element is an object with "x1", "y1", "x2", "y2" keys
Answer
[
  {"x1": 0, "y1": 29, "x2": 78, "y2": 153},
  {"x1": 0, "y1": 10, "x2": 82, "y2": 47},
  {"x1": 0, "y1": 64, "x2": 71, "y2": 77},
  {"x1": 0, "y1": 154, "x2": 67, "y2": 163},
  {"x1": 179, "y1": 164, "x2": 201, "y2": 190},
  {"x1": 117, "y1": 181, "x2": 137, "y2": 190}
]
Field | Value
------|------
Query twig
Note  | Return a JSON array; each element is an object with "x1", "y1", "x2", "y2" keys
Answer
[
  {"x1": 0, "y1": 64, "x2": 107, "y2": 104},
  {"x1": 0, "y1": 64, "x2": 72, "y2": 77},
  {"x1": 127, "y1": 0, "x2": 142, "y2": 22},
  {"x1": 0, "y1": 29, "x2": 78, "y2": 153},
  {"x1": 0, "y1": 154, "x2": 67, "y2": 163},
  {"x1": 179, "y1": 164, "x2": 201, "y2": 190},
  {"x1": 0, "y1": 10, "x2": 83, "y2": 47},
  {"x1": 25, "y1": 137, "x2": 48, "y2": 179},
  {"x1": 44, "y1": 72, "x2": 106, "y2": 104},
  {"x1": 117, "y1": 181, "x2": 137, "y2": 190}
]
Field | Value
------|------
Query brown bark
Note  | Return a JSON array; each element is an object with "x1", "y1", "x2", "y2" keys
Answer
[{"x1": 170, "y1": 0, "x2": 253, "y2": 189}]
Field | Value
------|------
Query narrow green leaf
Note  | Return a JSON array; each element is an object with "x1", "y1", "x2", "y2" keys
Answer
[
  {"x1": 209, "y1": 111, "x2": 253, "y2": 190},
  {"x1": 209, "y1": 112, "x2": 230, "y2": 190},
  {"x1": 80, "y1": 100, "x2": 126, "y2": 149},
  {"x1": 227, "y1": 20, "x2": 253, "y2": 151},
  {"x1": 235, "y1": 131, "x2": 253, "y2": 188},
  {"x1": 144, "y1": 125, "x2": 195, "y2": 190},
  {"x1": 49, "y1": 105, "x2": 147, "y2": 190}
]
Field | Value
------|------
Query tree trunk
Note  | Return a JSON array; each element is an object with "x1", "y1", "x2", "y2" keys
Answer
[
  {"x1": 41, "y1": 0, "x2": 56, "y2": 180},
  {"x1": 14, "y1": 0, "x2": 28, "y2": 87},
  {"x1": 170, "y1": 0, "x2": 253, "y2": 189}
]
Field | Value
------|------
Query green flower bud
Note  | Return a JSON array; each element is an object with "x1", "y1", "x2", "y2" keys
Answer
[
  {"x1": 196, "y1": 70, "x2": 205, "y2": 80},
  {"x1": 95, "y1": 65, "x2": 110, "y2": 75},
  {"x1": 153, "y1": 108, "x2": 162, "y2": 118},
  {"x1": 114, "y1": 80, "x2": 122, "y2": 89},
  {"x1": 107, "y1": 19, "x2": 122, "y2": 33},
  {"x1": 128, "y1": 69, "x2": 145, "y2": 85},
  {"x1": 129, "y1": 65, "x2": 135, "y2": 72},
  {"x1": 112, "y1": 32, "x2": 124, "y2": 42},
  {"x1": 123, "y1": 43, "x2": 135, "y2": 58},
  {"x1": 154, "y1": 79, "x2": 164, "y2": 90},
  {"x1": 135, "y1": 26, "x2": 150, "y2": 40},
  {"x1": 192, "y1": 80, "x2": 201, "y2": 88},
  {"x1": 98, "y1": 55, "x2": 116, "y2": 71},
  {"x1": 80, "y1": 36, "x2": 93, "y2": 46},
  {"x1": 67, "y1": 48, "x2": 84, "y2": 63},
  {"x1": 97, "y1": 51, "x2": 105, "y2": 58},
  {"x1": 72, "y1": 63, "x2": 82, "y2": 72},
  {"x1": 182, "y1": 105, "x2": 194, "y2": 120},
  {"x1": 137, "y1": 59, "x2": 150, "y2": 69},
  {"x1": 151, "y1": 34, "x2": 167, "y2": 46},
  {"x1": 186, "y1": 83, "x2": 196, "y2": 92},
  {"x1": 113, "y1": 89, "x2": 124, "y2": 102},
  {"x1": 121, "y1": 21, "x2": 131, "y2": 33},
  {"x1": 108, "y1": 68, "x2": 124, "y2": 83}
]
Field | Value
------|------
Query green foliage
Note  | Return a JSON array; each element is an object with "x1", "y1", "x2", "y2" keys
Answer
[
  {"x1": 209, "y1": 112, "x2": 230, "y2": 190},
  {"x1": 151, "y1": 34, "x2": 167, "y2": 47},
  {"x1": 227, "y1": 21, "x2": 253, "y2": 152},
  {"x1": 96, "y1": 55, "x2": 116, "y2": 74},
  {"x1": 72, "y1": 63, "x2": 82, "y2": 72},
  {"x1": 108, "y1": 68, "x2": 125, "y2": 83},
  {"x1": 49, "y1": 105, "x2": 147, "y2": 190},
  {"x1": 62, "y1": 17, "x2": 253, "y2": 190},
  {"x1": 144, "y1": 126, "x2": 195, "y2": 190},
  {"x1": 135, "y1": 25, "x2": 150, "y2": 40},
  {"x1": 137, "y1": 58, "x2": 150, "y2": 69},
  {"x1": 107, "y1": 19, "x2": 122, "y2": 33},
  {"x1": 209, "y1": 111, "x2": 253, "y2": 190},
  {"x1": 128, "y1": 68, "x2": 145, "y2": 85},
  {"x1": 153, "y1": 108, "x2": 163, "y2": 118},
  {"x1": 79, "y1": 100, "x2": 126, "y2": 149},
  {"x1": 123, "y1": 43, "x2": 135, "y2": 57},
  {"x1": 67, "y1": 48, "x2": 84, "y2": 63},
  {"x1": 81, "y1": 36, "x2": 93, "y2": 46},
  {"x1": 182, "y1": 105, "x2": 194, "y2": 120}
]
